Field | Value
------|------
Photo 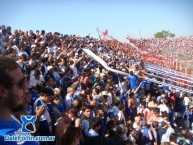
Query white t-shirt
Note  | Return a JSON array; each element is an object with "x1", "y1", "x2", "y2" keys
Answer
[
  {"x1": 118, "y1": 111, "x2": 126, "y2": 126},
  {"x1": 29, "y1": 76, "x2": 45, "y2": 88},
  {"x1": 158, "y1": 104, "x2": 169, "y2": 114},
  {"x1": 101, "y1": 92, "x2": 112, "y2": 106},
  {"x1": 33, "y1": 98, "x2": 51, "y2": 130},
  {"x1": 70, "y1": 65, "x2": 79, "y2": 78},
  {"x1": 133, "y1": 123, "x2": 141, "y2": 131},
  {"x1": 184, "y1": 97, "x2": 190, "y2": 106}
]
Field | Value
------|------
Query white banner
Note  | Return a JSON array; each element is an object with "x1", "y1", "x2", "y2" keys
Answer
[{"x1": 82, "y1": 48, "x2": 129, "y2": 76}]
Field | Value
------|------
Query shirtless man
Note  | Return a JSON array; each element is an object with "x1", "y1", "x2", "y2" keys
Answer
[{"x1": 128, "y1": 92, "x2": 137, "y2": 121}]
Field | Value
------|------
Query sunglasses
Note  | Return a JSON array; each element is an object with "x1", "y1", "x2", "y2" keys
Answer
[{"x1": 10, "y1": 77, "x2": 27, "y2": 89}]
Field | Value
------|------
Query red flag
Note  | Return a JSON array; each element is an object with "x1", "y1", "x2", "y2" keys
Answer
[
  {"x1": 103, "y1": 29, "x2": 108, "y2": 36},
  {"x1": 101, "y1": 29, "x2": 108, "y2": 40}
]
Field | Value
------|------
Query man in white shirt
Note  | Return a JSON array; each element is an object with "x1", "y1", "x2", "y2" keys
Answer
[
  {"x1": 29, "y1": 70, "x2": 45, "y2": 88},
  {"x1": 184, "y1": 96, "x2": 190, "y2": 111},
  {"x1": 12, "y1": 42, "x2": 20, "y2": 55},
  {"x1": 70, "y1": 59, "x2": 79, "y2": 78},
  {"x1": 70, "y1": 55, "x2": 83, "y2": 78},
  {"x1": 158, "y1": 99, "x2": 169, "y2": 114},
  {"x1": 65, "y1": 87, "x2": 75, "y2": 111},
  {"x1": 133, "y1": 116, "x2": 141, "y2": 131},
  {"x1": 101, "y1": 86, "x2": 113, "y2": 107},
  {"x1": 46, "y1": 42, "x2": 54, "y2": 53},
  {"x1": 34, "y1": 87, "x2": 54, "y2": 136}
]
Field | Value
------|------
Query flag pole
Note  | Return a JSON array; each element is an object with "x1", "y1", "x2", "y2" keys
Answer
[
  {"x1": 139, "y1": 29, "x2": 142, "y2": 39},
  {"x1": 96, "y1": 27, "x2": 101, "y2": 40}
]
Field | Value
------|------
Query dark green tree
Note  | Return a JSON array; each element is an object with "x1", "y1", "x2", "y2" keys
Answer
[{"x1": 154, "y1": 30, "x2": 175, "y2": 38}]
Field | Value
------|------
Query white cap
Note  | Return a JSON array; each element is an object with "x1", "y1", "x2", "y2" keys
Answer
[
  {"x1": 31, "y1": 44, "x2": 37, "y2": 48},
  {"x1": 47, "y1": 66, "x2": 53, "y2": 71}
]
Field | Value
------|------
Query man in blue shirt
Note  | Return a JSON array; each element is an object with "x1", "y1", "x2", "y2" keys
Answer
[
  {"x1": 127, "y1": 71, "x2": 139, "y2": 91},
  {"x1": 0, "y1": 56, "x2": 39, "y2": 145}
]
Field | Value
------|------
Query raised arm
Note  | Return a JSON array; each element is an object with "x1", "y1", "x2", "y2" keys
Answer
[
  {"x1": 57, "y1": 49, "x2": 67, "y2": 60},
  {"x1": 67, "y1": 49, "x2": 75, "y2": 57},
  {"x1": 133, "y1": 81, "x2": 143, "y2": 94},
  {"x1": 40, "y1": 49, "x2": 48, "y2": 58}
]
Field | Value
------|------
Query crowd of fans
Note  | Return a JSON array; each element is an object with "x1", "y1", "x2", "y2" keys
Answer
[
  {"x1": 128, "y1": 36, "x2": 193, "y2": 60},
  {"x1": 126, "y1": 36, "x2": 193, "y2": 73},
  {"x1": 0, "y1": 25, "x2": 193, "y2": 145}
]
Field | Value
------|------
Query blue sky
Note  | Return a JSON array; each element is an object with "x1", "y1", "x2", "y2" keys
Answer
[{"x1": 0, "y1": 0, "x2": 193, "y2": 41}]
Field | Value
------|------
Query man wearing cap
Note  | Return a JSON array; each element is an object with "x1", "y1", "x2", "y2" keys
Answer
[{"x1": 106, "y1": 110, "x2": 117, "y2": 124}]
